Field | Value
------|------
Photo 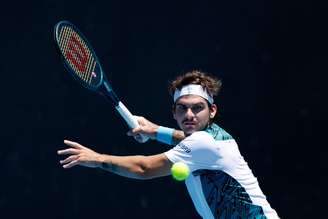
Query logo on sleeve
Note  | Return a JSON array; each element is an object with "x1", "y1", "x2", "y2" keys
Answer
[{"x1": 177, "y1": 142, "x2": 191, "y2": 153}]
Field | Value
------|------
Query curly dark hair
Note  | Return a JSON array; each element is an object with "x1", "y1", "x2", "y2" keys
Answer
[
  {"x1": 168, "y1": 70, "x2": 222, "y2": 98},
  {"x1": 169, "y1": 70, "x2": 222, "y2": 123}
]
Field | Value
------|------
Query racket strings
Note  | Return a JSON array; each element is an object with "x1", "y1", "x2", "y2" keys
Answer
[{"x1": 58, "y1": 26, "x2": 96, "y2": 85}]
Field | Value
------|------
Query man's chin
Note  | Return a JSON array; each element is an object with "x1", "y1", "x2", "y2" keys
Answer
[
  {"x1": 182, "y1": 124, "x2": 208, "y2": 136},
  {"x1": 183, "y1": 128, "x2": 197, "y2": 136}
]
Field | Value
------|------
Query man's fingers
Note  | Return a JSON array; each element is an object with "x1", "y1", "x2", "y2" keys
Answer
[
  {"x1": 58, "y1": 140, "x2": 96, "y2": 168},
  {"x1": 64, "y1": 140, "x2": 86, "y2": 149},
  {"x1": 132, "y1": 127, "x2": 143, "y2": 134},
  {"x1": 57, "y1": 148, "x2": 80, "y2": 155},
  {"x1": 60, "y1": 155, "x2": 79, "y2": 164},
  {"x1": 63, "y1": 160, "x2": 80, "y2": 169},
  {"x1": 127, "y1": 127, "x2": 144, "y2": 136}
]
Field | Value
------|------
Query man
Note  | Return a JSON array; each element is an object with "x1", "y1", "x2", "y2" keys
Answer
[{"x1": 58, "y1": 70, "x2": 279, "y2": 218}]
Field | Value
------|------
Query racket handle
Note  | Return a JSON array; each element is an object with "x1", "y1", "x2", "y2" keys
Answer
[{"x1": 115, "y1": 101, "x2": 149, "y2": 143}]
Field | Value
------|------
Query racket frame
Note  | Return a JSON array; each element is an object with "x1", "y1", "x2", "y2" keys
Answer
[{"x1": 54, "y1": 21, "x2": 148, "y2": 141}]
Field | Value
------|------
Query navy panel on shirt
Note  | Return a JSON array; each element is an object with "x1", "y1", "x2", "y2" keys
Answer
[{"x1": 194, "y1": 170, "x2": 267, "y2": 219}]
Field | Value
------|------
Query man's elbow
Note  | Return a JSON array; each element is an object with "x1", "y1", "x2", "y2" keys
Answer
[{"x1": 132, "y1": 159, "x2": 156, "y2": 180}]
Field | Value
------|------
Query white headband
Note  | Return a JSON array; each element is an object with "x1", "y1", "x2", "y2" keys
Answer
[{"x1": 173, "y1": 84, "x2": 214, "y2": 104}]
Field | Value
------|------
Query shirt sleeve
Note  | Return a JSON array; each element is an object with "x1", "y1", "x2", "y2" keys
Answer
[{"x1": 164, "y1": 131, "x2": 224, "y2": 172}]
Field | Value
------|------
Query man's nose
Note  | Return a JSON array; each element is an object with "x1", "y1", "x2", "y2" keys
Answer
[{"x1": 185, "y1": 108, "x2": 195, "y2": 119}]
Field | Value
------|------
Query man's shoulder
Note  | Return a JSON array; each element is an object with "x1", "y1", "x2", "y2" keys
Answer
[{"x1": 206, "y1": 123, "x2": 234, "y2": 140}]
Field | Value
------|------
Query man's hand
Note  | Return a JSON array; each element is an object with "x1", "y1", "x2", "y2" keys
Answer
[
  {"x1": 57, "y1": 140, "x2": 103, "y2": 169},
  {"x1": 127, "y1": 116, "x2": 159, "y2": 143}
]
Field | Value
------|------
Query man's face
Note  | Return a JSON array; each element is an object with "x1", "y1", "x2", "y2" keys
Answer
[{"x1": 173, "y1": 95, "x2": 217, "y2": 136}]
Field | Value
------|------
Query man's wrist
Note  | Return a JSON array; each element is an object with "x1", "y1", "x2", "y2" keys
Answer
[
  {"x1": 156, "y1": 126, "x2": 174, "y2": 145},
  {"x1": 98, "y1": 154, "x2": 108, "y2": 169}
]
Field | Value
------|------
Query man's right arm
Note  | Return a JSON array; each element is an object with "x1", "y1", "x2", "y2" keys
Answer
[{"x1": 127, "y1": 116, "x2": 185, "y2": 145}]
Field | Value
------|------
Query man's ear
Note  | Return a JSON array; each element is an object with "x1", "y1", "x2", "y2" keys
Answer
[{"x1": 209, "y1": 104, "x2": 218, "y2": 118}]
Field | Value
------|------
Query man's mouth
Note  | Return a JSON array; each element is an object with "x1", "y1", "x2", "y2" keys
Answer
[{"x1": 183, "y1": 121, "x2": 196, "y2": 126}]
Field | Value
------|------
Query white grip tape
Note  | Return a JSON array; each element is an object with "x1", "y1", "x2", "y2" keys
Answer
[
  {"x1": 115, "y1": 102, "x2": 138, "y2": 128},
  {"x1": 115, "y1": 102, "x2": 149, "y2": 143}
]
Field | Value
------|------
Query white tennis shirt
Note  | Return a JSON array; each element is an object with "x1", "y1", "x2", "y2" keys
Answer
[{"x1": 165, "y1": 131, "x2": 279, "y2": 219}]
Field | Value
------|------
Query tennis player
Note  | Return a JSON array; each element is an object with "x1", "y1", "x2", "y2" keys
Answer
[{"x1": 58, "y1": 70, "x2": 279, "y2": 218}]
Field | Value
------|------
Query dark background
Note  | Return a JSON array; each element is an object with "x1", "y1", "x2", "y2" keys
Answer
[{"x1": 1, "y1": 0, "x2": 327, "y2": 218}]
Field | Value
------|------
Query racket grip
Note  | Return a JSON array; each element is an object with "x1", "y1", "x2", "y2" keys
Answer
[
  {"x1": 115, "y1": 102, "x2": 149, "y2": 143},
  {"x1": 115, "y1": 101, "x2": 138, "y2": 128}
]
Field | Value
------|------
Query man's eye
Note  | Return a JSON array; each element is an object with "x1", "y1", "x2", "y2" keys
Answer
[
  {"x1": 192, "y1": 105, "x2": 203, "y2": 112},
  {"x1": 177, "y1": 105, "x2": 187, "y2": 111}
]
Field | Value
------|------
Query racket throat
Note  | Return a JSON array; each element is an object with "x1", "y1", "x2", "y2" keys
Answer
[
  {"x1": 102, "y1": 81, "x2": 120, "y2": 106},
  {"x1": 102, "y1": 82, "x2": 138, "y2": 129}
]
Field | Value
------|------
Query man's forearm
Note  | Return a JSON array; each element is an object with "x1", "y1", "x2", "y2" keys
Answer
[{"x1": 98, "y1": 154, "x2": 148, "y2": 180}]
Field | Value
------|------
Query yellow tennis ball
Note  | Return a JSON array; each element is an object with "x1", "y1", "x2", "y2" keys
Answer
[{"x1": 171, "y1": 162, "x2": 190, "y2": 181}]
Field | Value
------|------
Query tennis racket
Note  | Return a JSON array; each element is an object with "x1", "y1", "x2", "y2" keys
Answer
[{"x1": 54, "y1": 20, "x2": 148, "y2": 143}]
